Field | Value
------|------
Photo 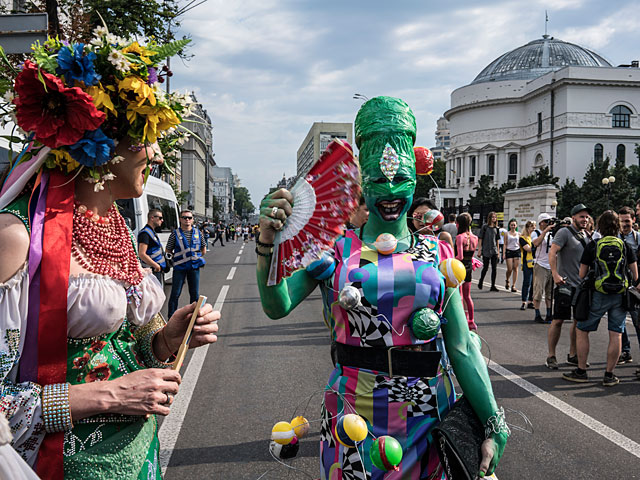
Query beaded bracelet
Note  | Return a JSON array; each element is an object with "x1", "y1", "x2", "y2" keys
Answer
[
  {"x1": 255, "y1": 246, "x2": 272, "y2": 257},
  {"x1": 256, "y1": 237, "x2": 274, "y2": 248},
  {"x1": 42, "y1": 383, "x2": 74, "y2": 433},
  {"x1": 485, "y1": 407, "x2": 510, "y2": 439}
]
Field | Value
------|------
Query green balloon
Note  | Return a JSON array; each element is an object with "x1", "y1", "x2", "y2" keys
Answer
[
  {"x1": 370, "y1": 435, "x2": 403, "y2": 471},
  {"x1": 409, "y1": 308, "x2": 441, "y2": 340}
]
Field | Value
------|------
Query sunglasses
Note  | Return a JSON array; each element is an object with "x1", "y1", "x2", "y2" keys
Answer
[
  {"x1": 181, "y1": 216, "x2": 193, "y2": 220},
  {"x1": 153, "y1": 215, "x2": 163, "y2": 219}
]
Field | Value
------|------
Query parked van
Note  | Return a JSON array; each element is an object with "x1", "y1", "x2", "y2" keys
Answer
[{"x1": 116, "y1": 175, "x2": 180, "y2": 284}]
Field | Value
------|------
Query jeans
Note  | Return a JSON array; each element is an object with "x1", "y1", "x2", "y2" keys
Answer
[
  {"x1": 577, "y1": 291, "x2": 626, "y2": 333},
  {"x1": 479, "y1": 254, "x2": 498, "y2": 287},
  {"x1": 168, "y1": 267, "x2": 201, "y2": 318},
  {"x1": 621, "y1": 309, "x2": 640, "y2": 353},
  {"x1": 521, "y1": 265, "x2": 533, "y2": 302}
]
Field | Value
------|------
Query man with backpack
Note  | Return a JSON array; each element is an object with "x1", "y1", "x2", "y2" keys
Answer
[
  {"x1": 563, "y1": 210, "x2": 638, "y2": 386},
  {"x1": 545, "y1": 204, "x2": 591, "y2": 370},
  {"x1": 618, "y1": 206, "x2": 640, "y2": 367},
  {"x1": 532, "y1": 214, "x2": 555, "y2": 324}
]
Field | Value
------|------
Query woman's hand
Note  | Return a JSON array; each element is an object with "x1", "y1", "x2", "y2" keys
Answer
[
  {"x1": 69, "y1": 368, "x2": 182, "y2": 418},
  {"x1": 478, "y1": 431, "x2": 508, "y2": 477},
  {"x1": 161, "y1": 301, "x2": 220, "y2": 355},
  {"x1": 258, "y1": 188, "x2": 294, "y2": 244}
]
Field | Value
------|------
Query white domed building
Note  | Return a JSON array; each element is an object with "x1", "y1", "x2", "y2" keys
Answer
[{"x1": 442, "y1": 35, "x2": 640, "y2": 208}]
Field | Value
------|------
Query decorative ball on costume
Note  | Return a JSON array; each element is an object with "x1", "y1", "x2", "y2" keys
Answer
[
  {"x1": 370, "y1": 435, "x2": 403, "y2": 471},
  {"x1": 306, "y1": 252, "x2": 336, "y2": 280},
  {"x1": 338, "y1": 285, "x2": 361, "y2": 310},
  {"x1": 408, "y1": 308, "x2": 441, "y2": 340},
  {"x1": 334, "y1": 414, "x2": 368, "y2": 447},
  {"x1": 414, "y1": 146, "x2": 434, "y2": 176},
  {"x1": 439, "y1": 258, "x2": 466, "y2": 288},
  {"x1": 290, "y1": 416, "x2": 310, "y2": 438},
  {"x1": 374, "y1": 233, "x2": 397, "y2": 255},
  {"x1": 271, "y1": 421, "x2": 295, "y2": 445},
  {"x1": 421, "y1": 209, "x2": 444, "y2": 229},
  {"x1": 269, "y1": 438, "x2": 299, "y2": 459}
]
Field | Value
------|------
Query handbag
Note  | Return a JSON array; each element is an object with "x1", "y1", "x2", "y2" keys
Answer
[
  {"x1": 432, "y1": 396, "x2": 484, "y2": 480},
  {"x1": 163, "y1": 256, "x2": 173, "y2": 274}
]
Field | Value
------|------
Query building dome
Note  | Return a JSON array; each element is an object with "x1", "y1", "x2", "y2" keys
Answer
[{"x1": 471, "y1": 36, "x2": 611, "y2": 84}]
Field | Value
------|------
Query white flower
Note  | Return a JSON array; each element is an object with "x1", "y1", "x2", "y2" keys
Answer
[
  {"x1": 102, "y1": 173, "x2": 116, "y2": 181},
  {"x1": 105, "y1": 33, "x2": 119, "y2": 45},
  {"x1": 107, "y1": 50, "x2": 131, "y2": 72},
  {"x1": 111, "y1": 155, "x2": 124, "y2": 164},
  {"x1": 2, "y1": 90, "x2": 14, "y2": 103},
  {"x1": 93, "y1": 181, "x2": 105, "y2": 192},
  {"x1": 93, "y1": 25, "x2": 108, "y2": 37},
  {"x1": 89, "y1": 37, "x2": 103, "y2": 47}
]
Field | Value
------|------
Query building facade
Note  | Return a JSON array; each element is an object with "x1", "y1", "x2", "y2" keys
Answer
[
  {"x1": 211, "y1": 166, "x2": 235, "y2": 221},
  {"x1": 444, "y1": 36, "x2": 640, "y2": 206},
  {"x1": 430, "y1": 116, "x2": 450, "y2": 162},
  {"x1": 296, "y1": 122, "x2": 353, "y2": 178}
]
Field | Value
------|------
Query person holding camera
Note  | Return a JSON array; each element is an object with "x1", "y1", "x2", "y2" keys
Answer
[
  {"x1": 563, "y1": 210, "x2": 638, "y2": 386},
  {"x1": 532, "y1": 213, "x2": 554, "y2": 324},
  {"x1": 138, "y1": 208, "x2": 167, "y2": 284},
  {"x1": 546, "y1": 204, "x2": 591, "y2": 370}
]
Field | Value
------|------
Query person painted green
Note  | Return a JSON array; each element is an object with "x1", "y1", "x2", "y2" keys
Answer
[{"x1": 255, "y1": 96, "x2": 508, "y2": 479}]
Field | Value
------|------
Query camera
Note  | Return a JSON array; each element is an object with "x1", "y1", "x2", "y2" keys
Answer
[{"x1": 549, "y1": 217, "x2": 571, "y2": 236}]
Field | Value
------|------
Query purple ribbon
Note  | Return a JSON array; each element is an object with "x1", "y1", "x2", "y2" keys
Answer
[{"x1": 19, "y1": 172, "x2": 49, "y2": 383}]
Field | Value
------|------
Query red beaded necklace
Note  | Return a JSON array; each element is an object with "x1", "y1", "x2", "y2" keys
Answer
[{"x1": 71, "y1": 203, "x2": 144, "y2": 286}]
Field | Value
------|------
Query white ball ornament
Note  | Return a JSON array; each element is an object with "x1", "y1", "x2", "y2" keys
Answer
[{"x1": 338, "y1": 285, "x2": 361, "y2": 310}]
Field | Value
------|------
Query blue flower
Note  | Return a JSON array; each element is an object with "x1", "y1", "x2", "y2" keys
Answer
[
  {"x1": 69, "y1": 128, "x2": 115, "y2": 167},
  {"x1": 57, "y1": 43, "x2": 101, "y2": 86}
]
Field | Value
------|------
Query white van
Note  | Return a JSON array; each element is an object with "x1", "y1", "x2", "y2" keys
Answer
[{"x1": 116, "y1": 175, "x2": 180, "y2": 284}]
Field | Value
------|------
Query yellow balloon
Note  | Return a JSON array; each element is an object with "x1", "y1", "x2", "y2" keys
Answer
[
  {"x1": 271, "y1": 421, "x2": 295, "y2": 445},
  {"x1": 439, "y1": 258, "x2": 466, "y2": 288},
  {"x1": 290, "y1": 416, "x2": 310, "y2": 438},
  {"x1": 342, "y1": 414, "x2": 368, "y2": 442}
]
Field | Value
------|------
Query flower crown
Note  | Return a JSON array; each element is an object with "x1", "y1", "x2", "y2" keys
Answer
[{"x1": 1, "y1": 26, "x2": 193, "y2": 191}]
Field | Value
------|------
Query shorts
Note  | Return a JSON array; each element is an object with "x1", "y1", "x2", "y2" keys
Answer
[
  {"x1": 553, "y1": 285, "x2": 576, "y2": 320},
  {"x1": 505, "y1": 249, "x2": 520, "y2": 259},
  {"x1": 533, "y1": 264, "x2": 553, "y2": 302},
  {"x1": 577, "y1": 291, "x2": 626, "y2": 333}
]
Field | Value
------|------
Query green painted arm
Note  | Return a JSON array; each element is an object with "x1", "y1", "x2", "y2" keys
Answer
[
  {"x1": 256, "y1": 254, "x2": 319, "y2": 319},
  {"x1": 441, "y1": 287, "x2": 507, "y2": 474}
]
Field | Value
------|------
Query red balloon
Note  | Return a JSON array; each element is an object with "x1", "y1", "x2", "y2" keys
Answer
[{"x1": 414, "y1": 146, "x2": 434, "y2": 176}]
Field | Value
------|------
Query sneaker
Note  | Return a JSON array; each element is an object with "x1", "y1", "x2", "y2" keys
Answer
[
  {"x1": 527, "y1": 303, "x2": 535, "y2": 309},
  {"x1": 603, "y1": 373, "x2": 620, "y2": 387},
  {"x1": 563, "y1": 368, "x2": 589, "y2": 383},
  {"x1": 478, "y1": 282, "x2": 483, "y2": 290},
  {"x1": 635, "y1": 368, "x2": 640, "y2": 379},
  {"x1": 567, "y1": 354, "x2": 590, "y2": 368},
  {"x1": 511, "y1": 287, "x2": 517, "y2": 293},
  {"x1": 617, "y1": 351, "x2": 633, "y2": 365},
  {"x1": 520, "y1": 304, "x2": 526, "y2": 311},
  {"x1": 545, "y1": 356, "x2": 559, "y2": 370},
  {"x1": 534, "y1": 314, "x2": 545, "y2": 324},
  {"x1": 489, "y1": 286, "x2": 499, "y2": 292}
]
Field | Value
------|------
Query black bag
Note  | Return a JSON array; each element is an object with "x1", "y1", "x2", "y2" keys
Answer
[
  {"x1": 163, "y1": 256, "x2": 174, "y2": 274},
  {"x1": 432, "y1": 396, "x2": 484, "y2": 480}
]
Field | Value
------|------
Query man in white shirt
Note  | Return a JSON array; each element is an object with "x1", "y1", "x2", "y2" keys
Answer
[{"x1": 532, "y1": 213, "x2": 554, "y2": 325}]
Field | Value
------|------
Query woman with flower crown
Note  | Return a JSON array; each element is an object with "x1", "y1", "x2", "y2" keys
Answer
[{"x1": 0, "y1": 29, "x2": 220, "y2": 479}]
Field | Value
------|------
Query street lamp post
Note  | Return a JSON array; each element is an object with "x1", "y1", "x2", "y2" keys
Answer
[{"x1": 601, "y1": 175, "x2": 616, "y2": 210}]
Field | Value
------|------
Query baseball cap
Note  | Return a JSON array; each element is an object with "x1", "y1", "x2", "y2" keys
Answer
[
  {"x1": 570, "y1": 203, "x2": 591, "y2": 216},
  {"x1": 537, "y1": 213, "x2": 552, "y2": 224}
]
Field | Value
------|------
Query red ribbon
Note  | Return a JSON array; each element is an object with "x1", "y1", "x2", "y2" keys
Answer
[{"x1": 36, "y1": 170, "x2": 74, "y2": 479}]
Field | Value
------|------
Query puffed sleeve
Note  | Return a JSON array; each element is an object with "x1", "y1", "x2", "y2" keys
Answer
[{"x1": 0, "y1": 265, "x2": 45, "y2": 466}]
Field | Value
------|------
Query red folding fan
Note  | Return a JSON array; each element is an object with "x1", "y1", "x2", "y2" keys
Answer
[{"x1": 267, "y1": 139, "x2": 361, "y2": 286}]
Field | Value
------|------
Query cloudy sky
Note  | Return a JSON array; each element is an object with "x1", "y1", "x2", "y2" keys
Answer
[{"x1": 172, "y1": 0, "x2": 640, "y2": 207}]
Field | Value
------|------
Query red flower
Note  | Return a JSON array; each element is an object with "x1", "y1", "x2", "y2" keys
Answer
[
  {"x1": 84, "y1": 363, "x2": 111, "y2": 382},
  {"x1": 13, "y1": 60, "x2": 105, "y2": 148},
  {"x1": 89, "y1": 340, "x2": 107, "y2": 353},
  {"x1": 72, "y1": 353, "x2": 90, "y2": 369}
]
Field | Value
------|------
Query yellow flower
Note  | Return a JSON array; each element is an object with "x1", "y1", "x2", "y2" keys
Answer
[
  {"x1": 49, "y1": 149, "x2": 80, "y2": 173},
  {"x1": 128, "y1": 105, "x2": 181, "y2": 143},
  {"x1": 118, "y1": 76, "x2": 156, "y2": 108},
  {"x1": 85, "y1": 84, "x2": 116, "y2": 115},
  {"x1": 121, "y1": 42, "x2": 156, "y2": 65}
]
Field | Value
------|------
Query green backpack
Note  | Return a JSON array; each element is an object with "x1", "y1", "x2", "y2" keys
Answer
[{"x1": 594, "y1": 236, "x2": 628, "y2": 294}]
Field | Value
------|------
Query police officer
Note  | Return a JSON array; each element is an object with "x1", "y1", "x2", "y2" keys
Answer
[
  {"x1": 138, "y1": 208, "x2": 166, "y2": 284},
  {"x1": 167, "y1": 209, "x2": 207, "y2": 317}
]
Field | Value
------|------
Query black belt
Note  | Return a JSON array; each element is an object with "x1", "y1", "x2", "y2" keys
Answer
[{"x1": 336, "y1": 342, "x2": 442, "y2": 378}]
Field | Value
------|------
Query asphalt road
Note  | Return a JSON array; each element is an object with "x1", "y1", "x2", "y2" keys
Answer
[{"x1": 159, "y1": 242, "x2": 640, "y2": 480}]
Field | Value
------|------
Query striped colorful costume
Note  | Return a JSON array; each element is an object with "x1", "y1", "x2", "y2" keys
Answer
[{"x1": 319, "y1": 230, "x2": 456, "y2": 479}]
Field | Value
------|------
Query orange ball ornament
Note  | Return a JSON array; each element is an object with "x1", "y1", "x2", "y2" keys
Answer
[
  {"x1": 439, "y1": 258, "x2": 466, "y2": 288},
  {"x1": 414, "y1": 146, "x2": 434, "y2": 176},
  {"x1": 374, "y1": 233, "x2": 398, "y2": 255}
]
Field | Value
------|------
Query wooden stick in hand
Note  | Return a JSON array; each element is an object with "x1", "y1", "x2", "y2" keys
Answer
[{"x1": 172, "y1": 295, "x2": 207, "y2": 372}]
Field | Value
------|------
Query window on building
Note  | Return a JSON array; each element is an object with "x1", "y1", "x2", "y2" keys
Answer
[
  {"x1": 610, "y1": 105, "x2": 631, "y2": 128},
  {"x1": 469, "y1": 155, "x2": 476, "y2": 182},
  {"x1": 508, "y1": 154, "x2": 518, "y2": 181},
  {"x1": 617, "y1": 144, "x2": 626, "y2": 163},
  {"x1": 487, "y1": 154, "x2": 495, "y2": 179},
  {"x1": 537, "y1": 112, "x2": 542, "y2": 135},
  {"x1": 594, "y1": 143, "x2": 603, "y2": 162}
]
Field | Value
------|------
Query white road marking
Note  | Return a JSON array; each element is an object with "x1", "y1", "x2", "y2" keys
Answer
[
  {"x1": 234, "y1": 256, "x2": 240, "y2": 263},
  {"x1": 487, "y1": 358, "x2": 640, "y2": 460},
  {"x1": 227, "y1": 267, "x2": 236, "y2": 280},
  {"x1": 159, "y1": 285, "x2": 229, "y2": 474}
]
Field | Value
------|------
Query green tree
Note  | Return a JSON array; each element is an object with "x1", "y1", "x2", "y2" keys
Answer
[
  {"x1": 468, "y1": 175, "x2": 505, "y2": 207},
  {"x1": 210, "y1": 195, "x2": 222, "y2": 223},
  {"x1": 414, "y1": 160, "x2": 445, "y2": 198},
  {"x1": 609, "y1": 157, "x2": 634, "y2": 212},
  {"x1": 580, "y1": 156, "x2": 611, "y2": 218},
  {"x1": 628, "y1": 165, "x2": 640, "y2": 202},
  {"x1": 517, "y1": 166, "x2": 559, "y2": 188},
  {"x1": 557, "y1": 179, "x2": 582, "y2": 218},
  {"x1": 234, "y1": 186, "x2": 255, "y2": 218}
]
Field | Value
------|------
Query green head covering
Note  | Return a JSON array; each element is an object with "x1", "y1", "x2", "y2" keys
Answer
[{"x1": 354, "y1": 96, "x2": 417, "y2": 221}]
